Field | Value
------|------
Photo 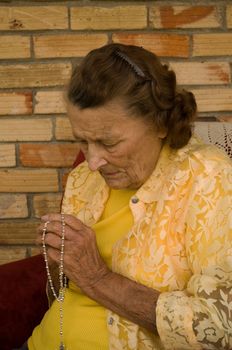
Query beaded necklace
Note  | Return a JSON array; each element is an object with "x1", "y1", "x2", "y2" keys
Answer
[{"x1": 42, "y1": 213, "x2": 67, "y2": 350}]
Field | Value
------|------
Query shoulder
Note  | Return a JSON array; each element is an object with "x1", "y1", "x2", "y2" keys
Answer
[
  {"x1": 172, "y1": 137, "x2": 231, "y2": 177},
  {"x1": 156, "y1": 138, "x2": 232, "y2": 197},
  {"x1": 175, "y1": 138, "x2": 232, "y2": 198}
]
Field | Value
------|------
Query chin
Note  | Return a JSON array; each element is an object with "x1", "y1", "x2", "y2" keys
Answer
[
  {"x1": 102, "y1": 175, "x2": 128, "y2": 189},
  {"x1": 105, "y1": 179, "x2": 128, "y2": 189},
  {"x1": 101, "y1": 172, "x2": 140, "y2": 189},
  {"x1": 105, "y1": 178, "x2": 140, "y2": 190}
]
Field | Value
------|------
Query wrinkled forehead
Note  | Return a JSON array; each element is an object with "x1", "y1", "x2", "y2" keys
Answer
[
  {"x1": 66, "y1": 101, "x2": 150, "y2": 140},
  {"x1": 67, "y1": 100, "x2": 137, "y2": 124}
]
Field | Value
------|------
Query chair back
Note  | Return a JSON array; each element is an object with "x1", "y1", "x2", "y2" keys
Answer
[{"x1": 194, "y1": 122, "x2": 232, "y2": 159}]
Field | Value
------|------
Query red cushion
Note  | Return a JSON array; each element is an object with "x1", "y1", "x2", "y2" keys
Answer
[
  {"x1": 0, "y1": 151, "x2": 85, "y2": 350},
  {"x1": 73, "y1": 150, "x2": 85, "y2": 168},
  {"x1": 0, "y1": 255, "x2": 48, "y2": 350}
]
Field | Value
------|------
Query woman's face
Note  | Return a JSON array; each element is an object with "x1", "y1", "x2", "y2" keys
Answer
[{"x1": 67, "y1": 101, "x2": 166, "y2": 189}]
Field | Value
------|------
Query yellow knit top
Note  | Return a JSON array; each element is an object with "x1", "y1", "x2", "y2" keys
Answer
[{"x1": 28, "y1": 188, "x2": 136, "y2": 350}]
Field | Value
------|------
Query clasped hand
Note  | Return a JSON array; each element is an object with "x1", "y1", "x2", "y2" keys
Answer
[{"x1": 37, "y1": 213, "x2": 110, "y2": 293}]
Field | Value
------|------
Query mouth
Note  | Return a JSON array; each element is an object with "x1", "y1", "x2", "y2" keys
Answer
[{"x1": 101, "y1": 171, "x2": 120, "y2": 177}]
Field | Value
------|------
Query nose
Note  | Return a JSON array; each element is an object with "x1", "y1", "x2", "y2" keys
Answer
[{"x1": 86, "y1": 144, "x2": 107, "y2": 171}]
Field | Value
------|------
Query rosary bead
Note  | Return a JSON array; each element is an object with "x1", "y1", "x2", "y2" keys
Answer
[{"x1": 42, "y1": 214, "x2": 67, "y2": 349}]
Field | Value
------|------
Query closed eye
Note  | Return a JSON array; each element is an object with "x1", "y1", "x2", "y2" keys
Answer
[
  {"x1": 75, "y1": 138, "x2": 88, "y2": 145},
  {"x1": 75, "y1": 138, "x2": 121, "y2": 150},
  {"x1": 102, "y1": 141, "x2": 121, "y2": 150},
  {"x1": 103, "y1": 143, "x2": 117, "y2": 148}
]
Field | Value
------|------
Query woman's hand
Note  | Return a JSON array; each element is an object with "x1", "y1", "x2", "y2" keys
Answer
[
  {"x1": 37, "y1": 213, "x2": 110, "y2": 293},
  {"x1": 37, "y1": 213, "x2": 159, "y2": 333}
]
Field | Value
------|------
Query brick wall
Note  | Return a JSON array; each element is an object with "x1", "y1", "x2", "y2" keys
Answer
[{"x1": 0, "y1": 1, "x2": 231, "y2": 264}]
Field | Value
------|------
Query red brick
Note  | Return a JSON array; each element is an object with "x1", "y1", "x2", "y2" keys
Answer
[
  {"x1": 62, "y1": 169, "x2": 71, "y2": 190},
  {"x1": 0, "y1": 119, "x2": 52, "y2": 142},
  {"x1": 0, "y1": 6, "x2": 68, "y2": 30},
  {"x1": 0, "y1": 194, "x2": 28, "y2": 218},
  {"x1": 0, "y1": 92, "x2": 32, "y2": 115},
  {"x1": 33, "y1": 193, "x2": 63, "y2": 218},
  {"x1": 216, "y1": 116, "x2": 232, "y2": 123},
  {"x1": 150, "y1": 6, "x2": 221, "y2": 29},
  {"x1": 0, "y1": 221, "x2": 39, "y2": 244},
  {"x1": 0, "y1": 63, "x2": 71, "y2": 88},
  {"x1": 0, "y1": 144, "x2": 16, "y2": 167},
  {"x1": 113, "y1": 33, "x2": 190, "y2": 58},
  {"x1": 0, "y1": 169, "x2": 59, "y2": 192},
  {"x1": 170, "y1": 62, "x2": 230, "y2": 85},
  {"x1": 71, "y1": 6, "x2": 147, "y2": 30},
  {"x1": 193, "y1": 34, "x2": 232, "y2": 56},
  {"x1": 192, "y1": 88, "x2": 232, "y2": 112},
  {"x1": 55, "y1": 117, "x2": 75, "y2": 141},
  {"x1": 0, "y1": 247, "x2": 27, "y2": 265},
  {"x1": 227, "y1": 5, "x2": 232, "y2": 28},
  {"x1": 30, "y1": 247, "x2": 41, "y2": 257},
  {"x1": 35, "y1": 91, "x2": 66, "y2": 114},
  {"x1": 34, "y1": 34, "x2": 108, "y2": 58},
  {"x1": 20, "y1": 144, "x2": 79, "y2": 167},
  {"x1": 0, "y1": 35, "x2": 30, "y2": 59}
]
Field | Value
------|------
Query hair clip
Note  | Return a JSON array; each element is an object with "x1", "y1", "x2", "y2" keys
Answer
[{"x1": 115, "y1": 50, "x2": 150, "y2": 81}]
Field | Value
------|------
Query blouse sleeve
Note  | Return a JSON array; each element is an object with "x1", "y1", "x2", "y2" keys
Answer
[{"x1": 156, "y1": 163, "x2": 232, "y2": 350}]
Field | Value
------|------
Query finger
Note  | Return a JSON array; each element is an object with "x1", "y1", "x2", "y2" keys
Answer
[
  {"x1": 43, "y1": 232, "x2": 62, "y2": 250},
  {"x1": 36, "y1": 227, "x2": 61, "y2": 247},
  {"x1": 36, "y1": 220, "x2": 49, "y2": 235},
  {"x1": 37, "y1": 220, "x2": 65, "y2": 238},
  {"x1": 46, "y1": 247, "x2": 60, "y2": 264},
  {"x1": 35, "y1": 220, "x2": 51, "y2": 245},
  {"x1": 41, "y1": 213, "x2": 62, "y2": 222},
  {"x1": 38, "y1": 221, "x2": 81, "y2": 247},
  {"x1": 36, "y1": 222, "x2": 62, "y2": 249},
  {"x1": 41, "y1": 213, "x2": 85, "y2": 233},
  {"x1": 62, "y1": 214, "x2": 86, "y2": 232}
]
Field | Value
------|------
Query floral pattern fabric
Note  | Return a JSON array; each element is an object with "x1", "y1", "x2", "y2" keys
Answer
[{"x1": 61, "y1": 137, "x2": 232, "y2": 350}]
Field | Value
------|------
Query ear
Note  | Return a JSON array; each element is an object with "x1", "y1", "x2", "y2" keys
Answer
[{"x1": 157, "y1": 128, "x2": 168, "y2": 139}]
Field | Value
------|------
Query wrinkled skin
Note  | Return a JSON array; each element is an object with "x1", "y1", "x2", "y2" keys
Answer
[
  {"x1": 37, "y1": 101, "x2": 165, "y2": 331},
  {"x1": 37, "y1": 213, "x2": 109, "y2": 292},
  {"x1": 67, "y1": 101, "x2": 166, "y2": 189}
]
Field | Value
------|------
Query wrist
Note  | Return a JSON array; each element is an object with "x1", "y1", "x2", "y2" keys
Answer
[{"x1": 81, "y1": 265, "x2": 112, "y2": 297}]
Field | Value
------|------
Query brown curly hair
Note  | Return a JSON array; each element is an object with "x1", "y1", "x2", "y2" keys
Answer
[{"x1": 67, "y1": 43, "x2": 197, "y2": 149}]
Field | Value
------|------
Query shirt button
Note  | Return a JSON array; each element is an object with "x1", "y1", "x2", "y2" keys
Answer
[
  {"x1": 131, "y1": 196, "x2": 139, "y2": 204},
  {"x1": 108, "y1": 316, "x2": 114, "y2": 325}
]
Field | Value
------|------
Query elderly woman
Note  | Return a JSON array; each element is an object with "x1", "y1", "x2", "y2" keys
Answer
[{"x1": 27, "y1": 44, "x2": 231, "y2": 350}]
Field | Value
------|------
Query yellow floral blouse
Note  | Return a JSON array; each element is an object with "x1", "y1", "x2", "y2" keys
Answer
[{"x1": 61, "y1": 137, "x2": 232, "y2": 350}]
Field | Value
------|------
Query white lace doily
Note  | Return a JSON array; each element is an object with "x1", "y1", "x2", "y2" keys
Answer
[{"x1": 194, "y1": 122, "x2": 232, "y2": 159}]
